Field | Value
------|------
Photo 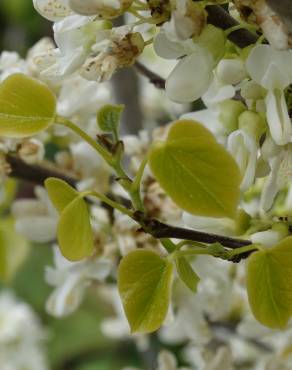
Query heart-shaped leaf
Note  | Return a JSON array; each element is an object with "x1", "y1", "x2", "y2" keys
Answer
[
  {"x1": 57, "y1": 196, "x2": 94, "y2": 261},
  {"x1": 118, "y1": 249, "x2": 173, "y2": 333},
  {"x1": 149, "y1": 120, "x2": 241, "y2": 219},
  {"x1": 247, "y1": 237, "x2": 292, "y2": 329},
  {"x1": 45, "y1": 178, "x2": 79, "y2": 214},
  {"x1": 0, "y1": 73, "x2": 56, "y2": 137}
]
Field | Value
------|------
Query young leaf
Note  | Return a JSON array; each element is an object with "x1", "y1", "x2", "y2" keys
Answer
[
  {"x1": 148, "y1": 120, "x2": 241, "y2": 219},
  {"x1": 118, "y1": 249, "x2": 173, "y2": 334},
  {"x1": 175, "y1": 256, "x2": 200, "y2": 293},
  {"x1": 247, "y1": 237, "x2": 292, "y2": 329},
  {"x1": 0, "y1": 73, "x2": 57, "y2": 137},
  {"x1": 45, "y1": 177, "x2": 79, "y2": 214},
  {"x1": 97, "y1": 104, "x2": 124, "y2": 133},
  {"x1": 57, "y1": 196, "x2": 94, "y2": 261}
]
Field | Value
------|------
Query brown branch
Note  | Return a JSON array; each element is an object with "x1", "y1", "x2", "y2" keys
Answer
[
  {"x1": 134, "y1": 61, "x2": 166, "y2": 89},
  {"x1": 6, "y1": 155, "x2": 77, "y2": 187},
  {"x1": 206, "y1": 5, "x2": 259, "y2": 48},
  {"x1": 134, "y1": 213, "x2": 251, "y2": 249},
  {"x1": 6, "y1": 155, "x2": 251, "y2": 251}
]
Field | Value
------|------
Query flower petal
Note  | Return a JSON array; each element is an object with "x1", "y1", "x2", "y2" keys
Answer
[{"x1": 166, "y1": 49, "x2": 214, "y2": 103}]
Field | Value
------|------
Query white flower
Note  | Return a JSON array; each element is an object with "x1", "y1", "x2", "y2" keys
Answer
[
  {"x1": 156, "y1": 350, "x2": 191, "y2": 370},
  {"x1": 70, "y1": 141, "x2": 110, "y2": 193},
  {"x1": 154, "y1": 24, "x2": 226, "y2": 103},
  {"x1": 17, "y1": 138, "x2": 45, "y2": 165},
  {"x1": 246, "y1": 45, "x2": 292, "y2": 145},
  {"x1": 260, "y1": 144, "x2": 292, "y2": 211},
  {"x1": 159, "y1": 295, "x2": 211, "y2": 345},
  {"x1": 0, "y1": 291, "x2": 48, "y2": 370},
  {"x1": 69, "y1": 0, "x2": 132, "y2": 18},
  {"x1": 183, "y1": 213, "x2": 236, "y2": 236},
  {"x1": 162, "y1": 0, "x2": 206, "y2": 42},
  {"x1": 154, "y1": 32, "x2": 214, "y2": 103},
  {"x1": 36, "y1": 15, "x2": 97, "y2": 79},
  {"x1": 184, "y1": 346, "x2": 233, "y2": 370},
  {"x1": 33, "y1": 0, "x2": 72, "y2": 21},
  {"x1": 228, "y1": 129, "x2": 258, "y2": 191},
  {"x1": 250, "y1": 228, "x2": 287, "y2": 248},
  {"x1": 45, "y1": 246, "x2": 111, "y2": 317},
  {"x1": 0, "y1": 51, "x2": 27, "y2": 81},
  {"x1": 12, "y1": 186, "x2": 58, "y2": 243},
  {"x1": 57, "y1": 74, "x2": 111, "y2": 118}
]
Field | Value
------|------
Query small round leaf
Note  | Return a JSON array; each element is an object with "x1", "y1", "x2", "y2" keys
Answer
[
  {"x1": 149, "y1": 120, "x2": 241, "y2": 219},
  {"x1": 118, "y1": 249, "x2": 173, "y2": 334},
  {"x1": 57, "y1": 196, "x2": 94, "y2": 261},
  {"x1": 247, "y1": 237, "x2": 292, "y2": 329},
  {"x1": 0, "y1": 73, "x2": 56, "y2": 137},
  {"x1": 45, "y1": 178, "x2": 79, "y2": 214}
]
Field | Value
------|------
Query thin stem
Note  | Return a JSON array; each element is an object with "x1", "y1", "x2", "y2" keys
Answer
[
  {"x1": 176, "y1": 240, "x2": 206, "y2": 250},
  {"x1": 85, "y1": 191, "x2": 134, "y2": 218},
  {"x1": 56, "y1": 116, "x2": 112, "y2": 164},
  {"x1": 134, "y1": 62, "x2": 166, "y2": 89},
  {"x1": 225, "y1": 244, "x2": 259, "y2": 258},
  {"x1": 131, "y1": 156, "x2": 148, "y2": 212},
  {"x1": 176, "y1": 248, "x2": 212, "y2": 257},
  {"x1": 144, "y1": 38, "x2": 153, "y2": 47},
  {"x1": 160, "y1": 238, "x2": 176, "y2": 253}
]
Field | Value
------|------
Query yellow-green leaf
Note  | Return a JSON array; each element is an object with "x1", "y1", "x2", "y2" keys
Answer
[
  {"x1": 148, "y1": 120, "x2": 241, "y2": 219},
  {"x1": 57, "y1": 196, "x2": 94, "y2": 261},
  {"x1": 118, "y1": 249, "x2": 173, "y2": 334},
  {"x1": 247, "y1": 237, "x2": 292, "y2": 329},
  {"x1": 175, "y1": 256, "x2": 200, "y2": 293},
  {"x1": 97, "y1": 104, "x2": 124, "y2": 133},
  {"x1": 0, "y1": 73, "x2": 56, "y2": 137},
  {"x1": 45, "y1": 177, "x2": 79, "y2": 214}
]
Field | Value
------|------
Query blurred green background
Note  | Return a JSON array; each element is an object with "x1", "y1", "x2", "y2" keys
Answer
[{"x1": 0, "y1": 0, "x2": 51, "y2": 54}]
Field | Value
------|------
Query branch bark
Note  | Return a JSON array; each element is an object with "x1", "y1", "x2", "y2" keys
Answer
[
  {"x1": 206, "y1": 5, "x2": 259, "y2": 48},
  {"x1": 134, "y1": 61, "x2": 166, "y2": 89},
  {"x1": 6, "y1": 155, "x2": 251, "y2": 251},
  {"x1": 134, "y1": 213, "x2": 251, "y2": 249},
  {"x1": 6, "y1": 155, "x2": 77, "y2": 187}
]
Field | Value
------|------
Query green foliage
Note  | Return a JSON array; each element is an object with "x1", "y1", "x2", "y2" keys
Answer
[
  {"x1": 0, "y1": 73, "x2": 56, "y2": 137},
  {"x1": 57, "y1": 196, "x2": 94, "y2": 261},
  {"x1": 247, "y1": 237, "x2": 292, "y2": 329},
  {"x1": 0, "y1": 218, "x2": 29, "y2": 282},
  {"x1": 149, "y1": 120, "x2": 241, "y2": 219},
  {"x1": 175, "y1": 256, "x2": 200, "y2": 293},
  {"x1": 45, "y1": 178, "x2": 79, "y2": 214},
  {"x1": 97, "y1": 104, "x2": 124, "y2": 135},
  {"x1": 118, "y1": 249, "x2": 173, "y2": 333}
]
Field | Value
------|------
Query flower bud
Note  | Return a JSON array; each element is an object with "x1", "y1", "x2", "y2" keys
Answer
[
  {"x1": 218, "y1": 100, "x2": 246, "y2": 134},
  {"x1": 238, "y1": 111, "x2": 266, "y2": 140},
  {"x1": 17, "y1": 139, "x2": 45, "y2": 165},
  {"x1": 216, "y1": 59, "x2": 247, "y2": 85}
]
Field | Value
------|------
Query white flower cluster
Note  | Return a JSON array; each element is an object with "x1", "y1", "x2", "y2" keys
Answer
[
  {"x1": 0, "y1": 291, "x2": 48, "y2": 370},
  {"x1": 2, "y1": 0, "x2": 292, "y2": 369}
]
